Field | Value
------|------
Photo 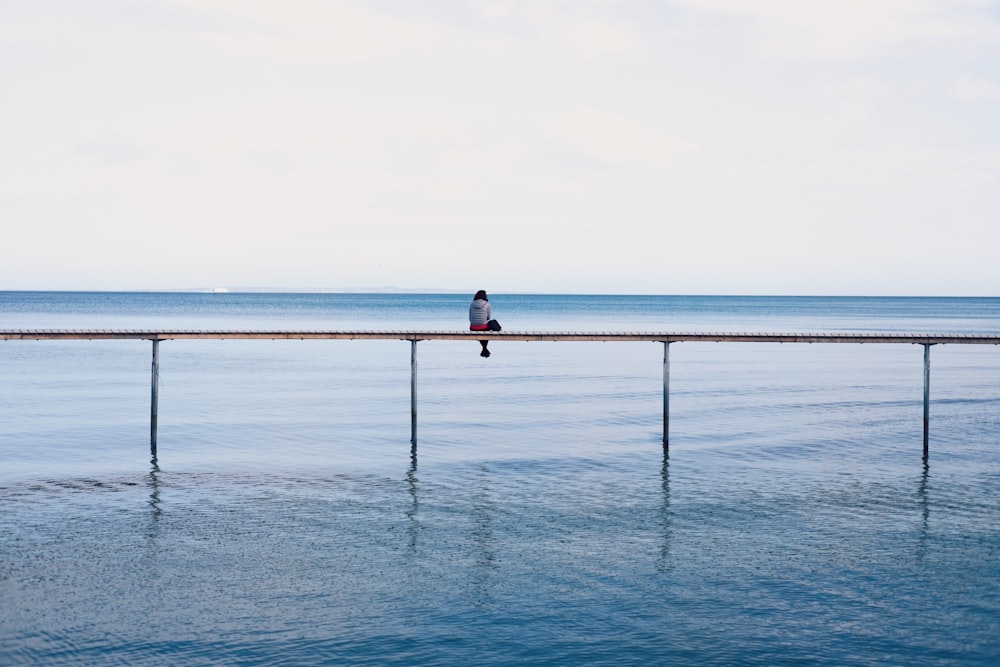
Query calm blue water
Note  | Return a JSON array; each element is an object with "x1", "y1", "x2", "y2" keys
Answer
[{"x1": 2, "y1": 292, "x2": 999, "y2": 666}]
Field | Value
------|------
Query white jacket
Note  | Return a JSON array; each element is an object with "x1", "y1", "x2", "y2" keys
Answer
[{"x1": 469, "y1": 298, "x2": 491, "y2": 326}]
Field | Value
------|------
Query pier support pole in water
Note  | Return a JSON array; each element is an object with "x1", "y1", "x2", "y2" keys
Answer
[
  {"x1": 663, "y1": 341, "x2": 670, "y2": 453},
  {"x1": 150, "y1": 339, "x2": 160, "y2": 460},
  {"x1": 923, "y1": 343, "x2": 931, "y2": 461},
  {"x1": 410, "y1": 339, "x2": 418, "y2": 446}
]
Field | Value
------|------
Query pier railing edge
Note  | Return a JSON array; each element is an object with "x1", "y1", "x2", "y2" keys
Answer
[{"x1": 3, "y1": 330, "x2": 1000, "y2": 344}]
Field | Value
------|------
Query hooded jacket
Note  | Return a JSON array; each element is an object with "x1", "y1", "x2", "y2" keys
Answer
[{"x1": 469, "y1": 298, "x2": 491, "y2": 327}]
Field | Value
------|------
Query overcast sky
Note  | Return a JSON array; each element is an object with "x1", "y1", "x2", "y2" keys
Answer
[{"x1": 3, "y1": 1, "x2": 999, "y2": 295}]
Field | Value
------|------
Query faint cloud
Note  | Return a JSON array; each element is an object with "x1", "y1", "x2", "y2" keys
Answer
[
  {"x1": 475, "y1": 0, "x2": 606, "y2": 24},
  {"x1": 434, "y1": 143, "x2": 526, "y2": 170},
  {"x1": 177, "y1": 0, "x2": 441, "y2": 63},
  {"x1": 473, "y1": 1, "x2": 641, "y2": 59},
  {"x1": 953, "y1": 75, "x2": 1000, "y2": 102},
  {"x1": 814, "y1": 76, "x2": 886, "y2": 122},
  {"x1": 75, "y1": 137, "x2": 153, "y2": 166},
  {"x1": 668, "y1": 0, "x2": 1000, "y2": 60},
  {"x1": 550, "y1": 108, "x2": 691, "y2": 165},
  {"x1": 567, "y1": 21, "x2": 637, "y2": 59}
]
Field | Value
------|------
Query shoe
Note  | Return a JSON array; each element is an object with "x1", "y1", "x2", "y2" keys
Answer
[{"x1": 481, "y1": 349, "x2": 491, "y2": 358}]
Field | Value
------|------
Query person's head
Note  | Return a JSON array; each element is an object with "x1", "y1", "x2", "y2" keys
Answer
[{"x1": 474, "y1": 290, "x2": 488, "y2": 301}]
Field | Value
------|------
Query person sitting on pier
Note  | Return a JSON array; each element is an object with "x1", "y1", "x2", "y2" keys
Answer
[{"x1": 469, "y1": 290, "x2": 492, "y2": 358}]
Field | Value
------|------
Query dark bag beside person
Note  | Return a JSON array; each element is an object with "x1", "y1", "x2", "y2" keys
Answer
[{"x1": 487, "y1": 319, "x2": 502, "y2": 331}]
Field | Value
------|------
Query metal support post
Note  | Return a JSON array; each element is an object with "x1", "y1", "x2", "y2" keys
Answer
[
  {"x1": 410, "y1": 339, "x2": 418, "y2": 446},
  {"x1": 150, "y1": 339, "x2": 160, "y2": 461},
  {"x1": 923, "y1": 343, "x2": 931, "y2": 461},
  {"x1": 663, "y1": 341, "x2": 670, "y2": 453}
]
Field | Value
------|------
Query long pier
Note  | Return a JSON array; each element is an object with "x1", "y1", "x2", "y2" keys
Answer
[{"x1": 3, "y1": 330, "x2": 999, "y2": 462}]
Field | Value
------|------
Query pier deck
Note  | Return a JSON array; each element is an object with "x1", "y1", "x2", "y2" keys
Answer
[
  {"x1": 3, "y1": 329, "x2": 998, "y2": 462},
  {"x1": 3, "y1": 329, "x2": 1000, "y2": 344}
]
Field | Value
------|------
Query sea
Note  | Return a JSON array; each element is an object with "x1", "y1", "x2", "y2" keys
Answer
[{"x1": 1, "y1": 292, "x2": 999, "y2": 666}]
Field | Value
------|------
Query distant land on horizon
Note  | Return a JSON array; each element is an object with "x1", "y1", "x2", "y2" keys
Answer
[{"x1": 169, "y1": 286, "x2": 465, "y2": 294}]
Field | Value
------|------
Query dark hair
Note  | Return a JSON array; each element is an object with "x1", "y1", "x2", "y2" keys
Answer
[{"x1": 474, "y1": 290, "x2": 488, "y2": 301}]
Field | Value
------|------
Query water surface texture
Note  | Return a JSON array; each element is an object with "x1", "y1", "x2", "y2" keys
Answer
[{"x1": 2, "y1": 293, "x2": 999, "y2": 665}]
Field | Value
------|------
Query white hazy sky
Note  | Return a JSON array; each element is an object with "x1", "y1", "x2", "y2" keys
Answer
[{"x1": 3, "y1": 1, "x2": 999, "y2": 295}]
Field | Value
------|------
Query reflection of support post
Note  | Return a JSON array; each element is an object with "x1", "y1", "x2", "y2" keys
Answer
[
  {"x1": 663, "y1": 341, "x2": 670, "y2": 453},
  {"x1": 150, "y1": 339, "x2": 160, "y2": 461},
  {"x1": 144, "y1": 462, "x2": 163, "y2": 561},
  {"x1": 147, "y1": 462, "x2": 162, "y2": 524},
  {"x1": 923, "y1": 343, "x2": 931, "y2": 461},
  {"x1": 916, "y1": 462, "x2": 929, "y2": 562},
  {"x1": 658, "y1": 452, "x2": 671, "y2": 571},
  {"x1": 410, "y1": 339, "x2": 418, "y2": 447},
  {"x1": 406, "y1": 456, "x2": 419, "y2": 555}
]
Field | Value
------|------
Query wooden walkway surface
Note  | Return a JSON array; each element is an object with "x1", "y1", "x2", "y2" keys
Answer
[{"x1": 3, "y1": 329, "x2": 1000, "y2": 344}]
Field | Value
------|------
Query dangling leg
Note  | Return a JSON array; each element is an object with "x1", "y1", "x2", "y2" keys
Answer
[{"x1": 479, "y1": 340, "x2": 490, "y2": 357}]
